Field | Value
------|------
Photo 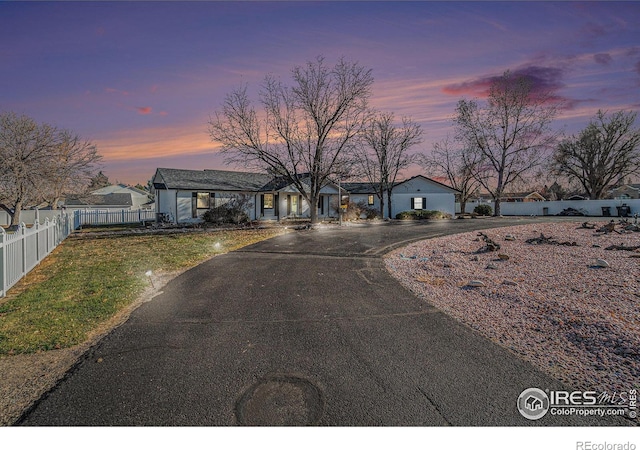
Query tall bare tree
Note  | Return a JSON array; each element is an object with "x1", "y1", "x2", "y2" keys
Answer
[
  {"x1": 358, "y1": 112, "x2": 422, "y2": 218},
  {"x1": 42, "y1": 129, "x2": 102, "y2": 209},
  {"x1": 209, "y1": 56, "x2": 374, "y2": 224},
  {"x1": 0, "y1": 112, "x2": 57, "y2": 225},
  {"x1": 420, "y1": 138, "x2": 480, "y2": 214},
  {"x1": 0, "y1": 112, "x2": 101, "y2": 225},
  {"x1": 552, "y1": 110, "x2": 640, "y2": 199},
  {"x1": 454, "y1": 71, "x2": 559, "y2": 216}
]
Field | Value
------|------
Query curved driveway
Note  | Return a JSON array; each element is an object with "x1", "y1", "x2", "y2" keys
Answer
[{"x1": 19, "y1": 218, "x2": 624, "y2": 426}]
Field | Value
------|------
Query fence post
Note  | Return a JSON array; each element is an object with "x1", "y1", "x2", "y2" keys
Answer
[
  {"x1": 20, "y1": 223, "x2": 26, "y2": 280},
  {"x1": 35, "y1": 218, "x2": 40, "y2": 263},
  {"x1": 0, "y1": 227, "x2": 5, "y2": 297}
]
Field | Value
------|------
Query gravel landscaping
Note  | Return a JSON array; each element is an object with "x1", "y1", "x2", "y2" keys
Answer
[{"x1": 385, "y1": 220, "x2": 639, "y2": 396}]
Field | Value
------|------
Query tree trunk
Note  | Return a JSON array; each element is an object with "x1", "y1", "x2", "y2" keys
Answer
[
  {"x1": 460, "y1": 199, "x2": 467, "y2": 214},
  {"x1": 309, "y1": 195, "x2": 319, "y2": 224},
  {"x1": 10, "y1": 200, "x2": 22, "y2": 226},
  {"x1": 387, "y1": 189, "x2": 393, "y2": 219},
  {"x1": 493, "y1": 198, "x2": 501, "y2": 217}
]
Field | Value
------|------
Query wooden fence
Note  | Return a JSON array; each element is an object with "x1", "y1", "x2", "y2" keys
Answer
[{"x1": 0, "y1": 214, "x2": 73, "y2": 297}]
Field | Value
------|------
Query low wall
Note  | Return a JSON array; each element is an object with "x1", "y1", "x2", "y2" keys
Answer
[{"x1": 456, "y1": 199, "x2": 640, "y2": 217}]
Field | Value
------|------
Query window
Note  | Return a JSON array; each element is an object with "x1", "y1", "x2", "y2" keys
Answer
[
  {"x1": 263, "y1": 193, "x2": 274, "y2": 209},
  {"x1": 411, "y1": 197, "x2": 426, "y2": 210},
  {"x1": 368, "y1": 195, "x2": 374, "y2": 205},
  {"x1": 196, "y1": 192, "x2": 210, "y2": 209}
]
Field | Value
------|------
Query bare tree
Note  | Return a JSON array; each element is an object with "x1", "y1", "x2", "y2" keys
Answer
[
  {"x1": 209, "y1": 56, "x2": 374, "y2": 224},
  {"x1": 0, "y1": 112, "x2": 102, "y2": 225},
  {"x1": 0, "y1": 112, "x2": 57, "y2": 225},
  {"x1": 87, "y1": 171, "x2": 111, "y2": 191},
  {"x1": 552, "y1": 110, "x2": 640, "y2": 199},
  {"x1": 358, "y1": 112, "x2": 422, "y2": 218},
  {"x1": 454, "y1": 71, "x2": 559, "y2": 216},
  {"x1": 420, "y1": 138, "x2": 480, "y2": 214},
  {"x1": 42, "y1": 129, "x2": 102, "y2": 209}
]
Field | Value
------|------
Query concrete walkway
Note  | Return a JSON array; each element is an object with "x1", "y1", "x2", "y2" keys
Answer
[{"x1": 18, "y1": 218, "x2": 625, "y2": 425}]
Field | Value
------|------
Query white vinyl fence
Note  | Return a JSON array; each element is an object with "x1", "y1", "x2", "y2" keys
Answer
[
  {"x1": 73, "y1": 209, "x2": 156, "y2": 229},
  {"x1": 0, "y1": 214, "x2": 73, "y2": 297},
  {"x1": 457, "y1": 199, "x2": 640, "y2": 217}
]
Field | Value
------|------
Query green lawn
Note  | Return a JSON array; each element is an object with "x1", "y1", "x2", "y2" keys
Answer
[{"x1": 0, "y1": 228, "x2": 284, "y2": 355}]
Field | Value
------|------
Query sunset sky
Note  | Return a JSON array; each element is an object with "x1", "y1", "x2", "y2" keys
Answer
[{"x1": 2, "y1": 1, "x2": 639, "y2": 185}]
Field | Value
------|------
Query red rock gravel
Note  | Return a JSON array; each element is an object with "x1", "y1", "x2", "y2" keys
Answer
[{"x1": 385, "y1": 221, "x2": 639, "y2": 395}]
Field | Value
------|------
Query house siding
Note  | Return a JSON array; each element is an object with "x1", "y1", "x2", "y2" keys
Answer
[
  {"x1": 391, "y1": 176, "x2": 457, "y2": 217},
  {"x1": 157, "y1": 189, "x2": 177, "y2": 222},
  {"x1": 391, "y1": 193, "x2": 456, "y2": 217}
]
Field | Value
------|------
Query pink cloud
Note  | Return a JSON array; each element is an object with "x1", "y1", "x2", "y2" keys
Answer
[
  {"x1": 136, "y1": 106, "x2": 153, "y2": 115},
  {"x1": 441, "y1": 65, "x2": 577, "y2": 108},
  {"x1": 150, "y1": 84, "x2": 159, "y2": 94}
]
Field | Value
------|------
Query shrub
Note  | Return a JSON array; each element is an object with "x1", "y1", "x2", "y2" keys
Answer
[
  {"x1": 202, "y1": 194, "x2": 252, "y2": 225},
  {"x1": 395, "y1": 210, "x2": 452, "y2": 220},
  {"x1": 473, "y1": 204, "x2": 493, "y2": 216},
  {"x1": 357, "y1": 201, "x2": 380, "y2": 220}
]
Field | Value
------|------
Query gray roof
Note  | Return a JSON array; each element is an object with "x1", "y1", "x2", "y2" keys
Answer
[
  {"x1": 153, "y1": 168, "x2": 273, "y2": 192},
  {"x1": 66, "y1": 193, "x2": 133, "y2": 207},
  {"x1": 341, "y1": 182, "x2": 379, "y2": 194}
]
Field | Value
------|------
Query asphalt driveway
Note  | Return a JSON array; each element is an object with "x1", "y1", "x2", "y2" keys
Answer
[{"x1": 18, "y1": 218, "x2": 626, "y2": 426}]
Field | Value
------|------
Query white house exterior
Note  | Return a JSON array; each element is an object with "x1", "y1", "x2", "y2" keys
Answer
[
  {"x1": 390, "y1": 175, "x2": 457, "y2": 217},
  {"x1": 152, "y1": 168, "x2": 343, "y2": 223},
  {"x1": 343, "y1": 175, "x2": 458, "y2": 218},
  {"x1": 152, "y1": 168, "x2": 457, "y2": 223}
]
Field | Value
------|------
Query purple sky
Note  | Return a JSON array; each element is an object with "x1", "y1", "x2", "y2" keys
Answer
[{"x1": 2, "y1": 1, "x2": 639, "y2": 185}]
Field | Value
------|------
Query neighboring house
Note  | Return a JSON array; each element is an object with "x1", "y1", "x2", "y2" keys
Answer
[
  {"x1": 65, "y1": 184, "x2": 153, "y2": 210},
  {"x1": 609, "y1": 184, "x2": 640, "y2": 199},
  {"x1": 152, "y1": 168, "x2": 457, "y2": 223},
  {"x1": 91, "y1": 184, "x2": 154, "y2": 209},
  {"x1": 477, "y1": 191, "x2": 546, "y2": 203},
  {"x1": 502, "y1": 191, "x2": 546, "y2": 202}
]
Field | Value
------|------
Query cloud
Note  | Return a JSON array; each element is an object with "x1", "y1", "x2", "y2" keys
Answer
[
  {"x1": 136, "y1": 106, "x2": 152, "y2": 115},
  {"x1": 593, "y1": 53, "x2": 612, "y2": 65},
  {"x1": 636, "y1": 61, "x2": 640, "y2": 76},
  {"x1": 94, "y1": 123, "x2": 220, "y2": 162},
  {"x1": 442, "y1": 66, "x2": 564, "y2": 97}
]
